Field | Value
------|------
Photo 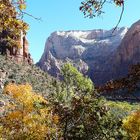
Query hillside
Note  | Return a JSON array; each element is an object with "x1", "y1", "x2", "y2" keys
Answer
[
  {"x1": 97, "y1": 63, "x2": 140, "y2": 102},
  {"x1": 1, "y1": 1, "x2": 140, "y2": 139},
  {"x1": 0, "y1": 55, "x2": 54, "y2": 97}
]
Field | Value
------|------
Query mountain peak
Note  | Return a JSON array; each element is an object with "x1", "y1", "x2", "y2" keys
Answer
[{"x1": 37, "y1": 27, "x2": 128, "y2": 85}]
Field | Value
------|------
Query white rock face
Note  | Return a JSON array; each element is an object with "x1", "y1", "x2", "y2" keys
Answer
[{"x1": 37, "y1": 27, "x2": 128, "y2": 84}]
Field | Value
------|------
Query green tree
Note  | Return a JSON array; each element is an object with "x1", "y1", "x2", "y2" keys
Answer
[
  {"x1": 61, "y1": 63, "x2": 93, "y2": 102},
  {"x1": 51, "y1": 63, "x2": 122, "y2": 139}
]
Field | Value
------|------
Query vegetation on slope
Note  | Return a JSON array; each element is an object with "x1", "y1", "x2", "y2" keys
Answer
[
  {"x1": 0, "y1": 83, "x2": 60, "y2": 140},
  {"x1": 0, "y1": 55, "x2": 53, "y2": 96},
  {"x1": 97, "y1": 63, "x2": 140, "y2": 102},
  {"x1": 1, "y1": 1, "x2": 140, "y2": 139},
  {"x1": 0, "y1": 62, "x2": 140, "y2": 139}
]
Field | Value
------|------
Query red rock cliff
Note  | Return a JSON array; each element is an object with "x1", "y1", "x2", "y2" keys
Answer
[{"x1": 5, "y1": 31, "x2": 33, "y2": 64}]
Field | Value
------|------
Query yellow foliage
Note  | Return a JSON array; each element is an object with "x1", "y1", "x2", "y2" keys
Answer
[
  {"x1": 53, "y1": 115, "x2": 60, "y2": 124},
  {"x1": 0, "y1": 0, "x2": 29, "y2": 49},
  {"x1": 0, "y1": 83, "x2": 60, "y2": 140},
  {"x1": 19, "y1": 4, "x2": 26, "y2": 10},
  {"x1": 123, "y1": 110, "x2": 140, "y2": 140}
]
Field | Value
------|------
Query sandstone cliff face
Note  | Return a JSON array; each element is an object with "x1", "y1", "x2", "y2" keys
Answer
[
  {"x1": 12, "y1": 32, "x2": 33, "y2": 64},
  {"x1": 0, "y1": 31, "x2": 33, "y2": 64},
  {"x1": 115, "y1": 20, "x2": 140, "y2": 64},
  {"x1": 16, "y1": 32, "x2": 33, "y2": 64},
  {"x1": 37, "y1": 27, "x2": 128, "y2": 84},
  {"x1": 37, "y1": 19, "x2": 140, "y2": 85},
  {"x1": 105, "y1": 20, "x2": 140, "y2": 83}
]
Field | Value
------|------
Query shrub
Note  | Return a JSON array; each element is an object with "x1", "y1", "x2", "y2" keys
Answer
[{"x1": 0, "y1": 83, "x2": 60, "y2": 140}]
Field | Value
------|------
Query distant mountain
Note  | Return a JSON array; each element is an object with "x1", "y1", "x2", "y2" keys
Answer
[
  {"x1": 37, "y1": 27, "x2": 129, "y2": 85},
  {"x1": 37, "y1": 19, "x2": 140, "y2": 85}
]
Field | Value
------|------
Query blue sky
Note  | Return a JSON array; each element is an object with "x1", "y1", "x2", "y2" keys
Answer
[{"x1": 24, "y1": 0, "x2": 140, "y2": 62}]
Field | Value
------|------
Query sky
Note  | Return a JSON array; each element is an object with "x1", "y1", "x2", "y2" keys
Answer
[{"x1": 24, "y1": 0, "x2": 140, "y2": 62}]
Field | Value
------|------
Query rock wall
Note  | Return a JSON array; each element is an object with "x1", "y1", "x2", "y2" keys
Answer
[
  {"x1": 105, "y1": 20, "x2": 140, "y2": 82},
  {"x1": 37, "y1": 20, "x2": 140, "y2": 85},
  {"x1": 0, "y1": 31, "x2": 33, "y2": 64},
  {"x1": 37, "y1": 27, "x2": 128, "y2": 85}
]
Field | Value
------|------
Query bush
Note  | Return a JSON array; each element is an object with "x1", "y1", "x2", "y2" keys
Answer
[
  {"x1": 0, "y1": 83, "x2": 60, "y2": 140},
  {"x1": 123, "y1": 110, "x2": 140, "y2": 139}
]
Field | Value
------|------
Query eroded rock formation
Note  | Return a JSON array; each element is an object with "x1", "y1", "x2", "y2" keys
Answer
[
  {"x1": 104, "y1": 20, "x2": 140, "y2": 83},
  {"x1": 0, "y1": 31, "x2": 33, "y2": 64},
  {"x1": 37, "y1": 27, "x2": 128, "y2": 84},
  {"x1": 37, "y1": 19, "x2": 140, "y2": 85}
]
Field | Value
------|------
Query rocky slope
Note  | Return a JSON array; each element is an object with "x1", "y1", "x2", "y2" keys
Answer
[
  {"x1": 0, "y1": 55, "x2": 57, "y2": 117},
  {"x1": 37, "y1": 27, "x2": 128, "y2": 85},
  {"x1": 0, "y1": 55, "x2": 53, "y2": 96}
]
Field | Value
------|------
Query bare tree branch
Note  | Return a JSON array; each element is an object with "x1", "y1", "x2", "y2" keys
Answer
[{"x1": 112, "y1": 2, "x2": 124, "y2": 33}]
